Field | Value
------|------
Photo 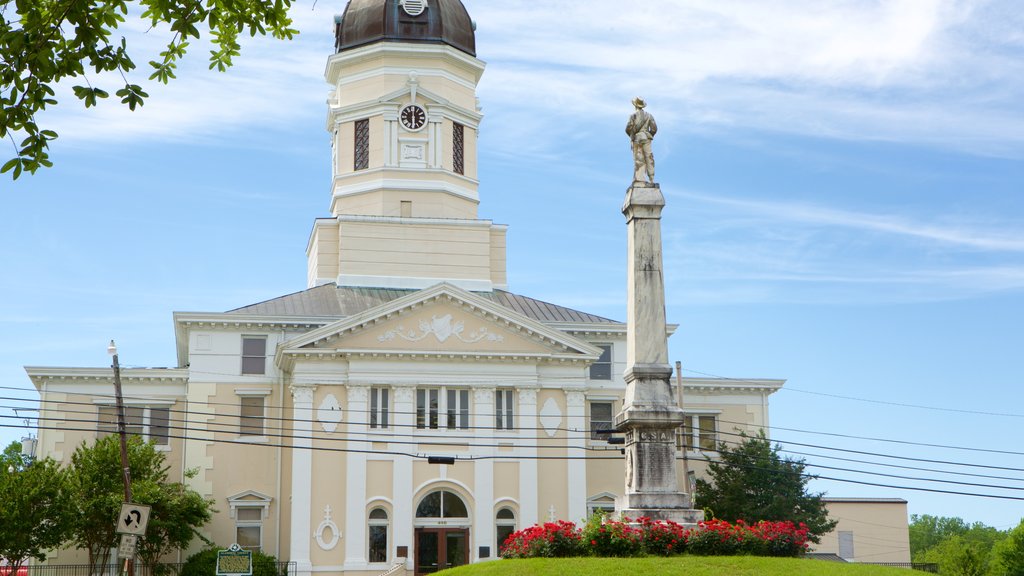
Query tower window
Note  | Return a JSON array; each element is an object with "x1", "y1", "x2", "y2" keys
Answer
[
  {"x1": 453, "y1": 122, "x2": 465, "y2": 175},
  {"x1": 354, "y1": 119, "x2": 370, "y2": 171}
]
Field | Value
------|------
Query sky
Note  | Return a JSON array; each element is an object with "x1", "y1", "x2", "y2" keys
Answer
[{"x1": 3, "y1": 0, "x2": 1024, "y2": 535}]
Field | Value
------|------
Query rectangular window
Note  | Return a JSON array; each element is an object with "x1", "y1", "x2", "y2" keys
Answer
[
  {"x1": 416, "y1": 387, "x2": 469, "y2": 430},
  {"x1": 589, "y1": 345, "x2": 612, "y2": 380},
  {"x1": 400, "y1": 200, "x2": 413, "y2": 218},
  {"x1": 370, "y1": 387, "x2": 390, "y2": 429},
  {"x1": 589, "y1": 401, "x2": 614, "y2": 441},
  {"x1": 679, "y1": 414, "x2": 718, "y2": 451},
  {"x1": 453, "y1": 122, "x2": 465, "y2": 175},
  {"x1": 241, "y1": 336, "x2": 267, "y2": 375},
  {"x1": 236, "y1": 507, "x2": 263, "y2": 552},
  {"x1": 149, "y1": 407, "x2": 170, "y2": 446},
  {"x1": 240, "y1": 396, "x2": 265, "y2": 436},
  {"x1": 446, "y1": 389, "x2": 470, "y2": 430},
  {"x1": 368, "y1": 524, "x2": 388, "y2": 563},
  {"x1": 495, "y1": 389, "x2": 514, "y2": 431},
  {"x1": 97, "y1": 406, "x2": 169, "y2": 446},
  {"x1": 354, "y1": 118, "x2": 370, "y2": 170}
]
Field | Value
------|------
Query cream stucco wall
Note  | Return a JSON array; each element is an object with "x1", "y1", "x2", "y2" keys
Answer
[{"x1": 813, "y1": 499, "x2": 911, "y2": 563}]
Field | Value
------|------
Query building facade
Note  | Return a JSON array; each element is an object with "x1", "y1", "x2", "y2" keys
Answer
[{"x1": 26, "y1": 1, "x2": 906, "y2": 574}]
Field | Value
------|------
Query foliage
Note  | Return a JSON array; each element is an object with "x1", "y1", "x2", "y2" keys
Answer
[
  {"x1": 181, "y1": 547, "x2": 285, "y2": 576},
  {"x1": 0, "y1": 440, "x2": 32, "y2": 472},
  {"x1": 500, "y1": 516, "x2": 808, "y2": 560},
  {"x1": 439, "y1": 555, "x2": 914, "y2": 576},
  {"x1": 0, "y1": 457, "x2": 74, "y2": 574},
  {"x1": 989, "y1": 520, "x2": 1024, "y2": 576},
  {"x1": 0, "y1": 0, "x2": 299, "y2": 179},
  {"x1": 917, "y1": 536, "x2": 989, "y2": 576},
  {"x1": 500, "y1": 521, "x2": 584, "y2": 559},
  {"x1": 909, "y1": 515, "x2": 1005, "y2": 562},
  {"x1": 580, "y1": 513, "x2": 643, "y2": 557},
  {"x1": 67, "y1": 435, "x2": 214, "y2": 573},
  {"x1": 693, "y1": 431, "x2": 837, "y2": 543}
]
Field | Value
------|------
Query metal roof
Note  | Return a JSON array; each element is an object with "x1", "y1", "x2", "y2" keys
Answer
[{"x1": 226, "y1": 284, "x2": 618, "y2": 324}]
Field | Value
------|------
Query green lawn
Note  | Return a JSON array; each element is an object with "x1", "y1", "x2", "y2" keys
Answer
[{"x1": 437, "y1": 557, "x2": 913, "y2": 576}]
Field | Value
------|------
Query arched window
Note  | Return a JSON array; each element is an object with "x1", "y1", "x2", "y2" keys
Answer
[
  {"x1": 416, "y1": 489, "x2": 469, "y2": 519},
  {"x1": 495, "y1": 507, "x2": 517, "y2": 551},
  {"x1": 368, "y1": 507, "x2": 389, "y2": 563}
]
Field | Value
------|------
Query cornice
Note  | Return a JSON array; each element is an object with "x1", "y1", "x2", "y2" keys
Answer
[
  {"x1": 325, "y1": 43, "x2": 486, "y2": 85},
  {"x1": 681, "y1": 378, "x2": 786, "y2": 394},
  {"x1": 26, "y1": 366, "x2": 189, "y2": 388}
]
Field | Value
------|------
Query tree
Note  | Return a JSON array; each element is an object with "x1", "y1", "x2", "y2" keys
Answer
[
  {"x1": 918, "y1": 535, "x2": 990, "y2": 576},
  {"x1": 693, "y1": 431, "x2": 837, "y2": 543},
  {"x1": 909, "y1": 514, "x2": 1004, "y2": 563},
  {"x1": 989, "y1": 520, "x2": 1024, "y2": 576},
  {"x1": 68, "y1": 435, "x2": 214, "y2": 573},
  {"x1": 0, "y1": 457, "x2": 74, "y2": 575},
  {"x1": 0, "y1": 440, "x2": 32, "y2": 471},
  {"x1": 1, "y1": 0, "x2": 299, "y2": 179}
]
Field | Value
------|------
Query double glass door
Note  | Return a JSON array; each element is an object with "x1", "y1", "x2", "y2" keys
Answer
[{"x1": 415, "y1": 527, "x2": 469, "y2": 575}]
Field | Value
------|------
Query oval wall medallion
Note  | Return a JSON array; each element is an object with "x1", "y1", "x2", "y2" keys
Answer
[
  {"x1": 318, "y1": 394, "x2": 342, "y2": 433},
  {"x1": 315, "y1": 505, "x2": 341, "y2": 551},
  {"x1": 539, "y1": 397, "x2": 562, "y2": 437}
]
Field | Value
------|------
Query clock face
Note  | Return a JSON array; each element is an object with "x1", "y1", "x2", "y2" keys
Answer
[{"x1": 400, "y1": 105, "x2": 426, "y2": 131}]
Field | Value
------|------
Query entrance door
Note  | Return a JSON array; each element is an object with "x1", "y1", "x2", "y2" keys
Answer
[{"x1": 415, "y1": 528, "x2": 469, "y2": 575}]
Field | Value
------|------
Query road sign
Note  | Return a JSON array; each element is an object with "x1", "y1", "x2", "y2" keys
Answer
[
  {"x1": 117, "y1": 534, "x2": 138, "y2": 559},
  {"x1": 117, "y1": 503, "x2": 151, "y2": 535}
]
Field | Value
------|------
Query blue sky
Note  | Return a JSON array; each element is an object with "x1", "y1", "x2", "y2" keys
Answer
[{"x1": 3, "y1": 0, "x2": 1024, "y2": 532}]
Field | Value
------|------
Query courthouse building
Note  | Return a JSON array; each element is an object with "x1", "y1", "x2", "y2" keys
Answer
[{"x1": 26, "y1": 0, "x2": 906, "y2": 573}]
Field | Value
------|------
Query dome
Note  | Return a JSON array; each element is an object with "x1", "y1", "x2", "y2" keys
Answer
[{"x1": 335, "y1": 0, "x2": 476, "y2": 56}]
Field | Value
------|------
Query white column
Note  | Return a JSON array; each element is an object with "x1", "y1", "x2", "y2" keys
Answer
[
  {"x1": 383, "y1": 121, "x2": 393, "y2": 167},
  {"x1": 565, "y1": 390, "x2": 587, "y2": 523},
  {"x1": 344, "y1": 385, "x2": 369, "y2": 569},
  {"x1": 289, "y1": 384, "x2": 317, "y2": 576},
  {"x1": 389, "y1": 120, "x2": 400, "y2": 166},
  {"x1": 517, "y1": 388, "x2": 539, "y2": 527},
  {"x1": 474, "y1": 388, "x2": 495, "y2": 560},
  {"x1": 393, "y1": 386, "x2": 415, "y2": 569}
]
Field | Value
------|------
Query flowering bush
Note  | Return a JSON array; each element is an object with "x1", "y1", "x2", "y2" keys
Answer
[
  {"x1": 499, "y1": 520, "x2": 583, "y2": 558},
  {"x1": 581, "y1": 513, "x2": 644, "y2": 557},
  {"x1": 500, "y1": 515, "x2": 808, "y2": 560},
  {"x1": 686, "y1": 519, "x2": 810, "y2": 557}
]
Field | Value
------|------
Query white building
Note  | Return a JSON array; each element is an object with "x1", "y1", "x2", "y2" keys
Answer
[{"x1": 27, "y1": 1, "x2": 904, "y2": 574}]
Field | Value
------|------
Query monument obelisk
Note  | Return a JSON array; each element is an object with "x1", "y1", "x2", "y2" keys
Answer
[{"x1": 615, "y1": 98, "x2": 703, "y2": 524}]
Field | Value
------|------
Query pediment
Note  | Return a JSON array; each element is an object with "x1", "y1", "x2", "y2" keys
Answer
[
  {"x1": 378, "y1": 85, "x2": 451, "y2": 108},
  {"x1": 279, "y1": 283, "x2": 601, "y2": 362}
]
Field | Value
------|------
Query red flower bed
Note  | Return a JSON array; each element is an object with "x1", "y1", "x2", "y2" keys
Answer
[{"x1": 500, "y1": 516, "x2": 809, "y2": 559}]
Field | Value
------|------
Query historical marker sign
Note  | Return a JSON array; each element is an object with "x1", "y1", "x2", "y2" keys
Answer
[
  {"x1": 216, "y1": 544, "x2": 253, "y2": 576},
  {"x1": 117, "y1": 503, "x2": 151, "y2": 535}
]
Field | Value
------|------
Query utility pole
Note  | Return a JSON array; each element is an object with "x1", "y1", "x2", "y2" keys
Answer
[
  {"x1": 108, "y1": 340, "x2": 134, "y2": 576},
  {"x1": 675, "y1": 360, "x2": 691, "y2": 494}
]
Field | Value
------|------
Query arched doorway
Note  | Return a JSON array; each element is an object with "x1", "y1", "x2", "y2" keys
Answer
[{"x1": 414, "y1": 489, "x2": 470, "y2": 575}]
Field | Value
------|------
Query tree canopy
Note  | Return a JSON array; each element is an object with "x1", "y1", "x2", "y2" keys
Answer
[
  {"x1": 693, "y1": 431, "x2": 837, "y2": 543},
  {"x1": 1, "y1": 440, "x2": 33, "y2": 471},
  {"x1": 1, "y1": 0, "x2": 298, "y2": 179},
  {"x1": 68, "y1": 435, "x2": 214, "y2": 573},
  {"x1": 0, "y1": 456, "x2": 74, "y2": 573}
]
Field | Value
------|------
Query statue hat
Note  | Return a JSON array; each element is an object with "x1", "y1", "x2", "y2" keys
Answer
[{"x1": 632, "y1": 97, "x2": 646, "y2": 108}]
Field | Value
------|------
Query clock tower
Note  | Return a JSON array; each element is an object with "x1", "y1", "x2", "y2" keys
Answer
[{"x1": 308, "y1": 0, "x2": 508, "y2": 292}]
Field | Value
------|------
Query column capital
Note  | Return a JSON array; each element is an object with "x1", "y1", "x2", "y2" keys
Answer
[{"x1": 290, "y1": 384, "x2": 317, "y2": 404}]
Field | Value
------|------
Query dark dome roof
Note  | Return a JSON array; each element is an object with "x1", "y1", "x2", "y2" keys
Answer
[{"x1": 335, "y1": 0, "x2": 476, "y2": 57}]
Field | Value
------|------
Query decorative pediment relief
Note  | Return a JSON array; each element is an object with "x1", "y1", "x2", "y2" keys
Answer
[{"x1": 278, "y1": 283, "x2": 602, "y2": 365}]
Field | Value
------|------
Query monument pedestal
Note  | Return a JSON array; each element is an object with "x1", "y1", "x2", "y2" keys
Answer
[{"x1": 615, "y1": 182, "x2": 704, "y2": 527}]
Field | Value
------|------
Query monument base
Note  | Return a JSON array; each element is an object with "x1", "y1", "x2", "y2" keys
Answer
[{"x1": 616, "y1": 492, "x2": 703, "y2": 526}]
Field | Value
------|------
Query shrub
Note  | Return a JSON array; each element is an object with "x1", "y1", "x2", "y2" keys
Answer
[
  {"x1": 499, "y1": 516, "x2": 808, "y2": 559},
  {"x1": 581, "y1": 514, "x2": 643, "y2": 557},
  {"x1": 499, "y1": 520, "x2": 582, "y2": 559},
  {"x1": 181, "y1": 548, "x2": 286, "y2": 576}
]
